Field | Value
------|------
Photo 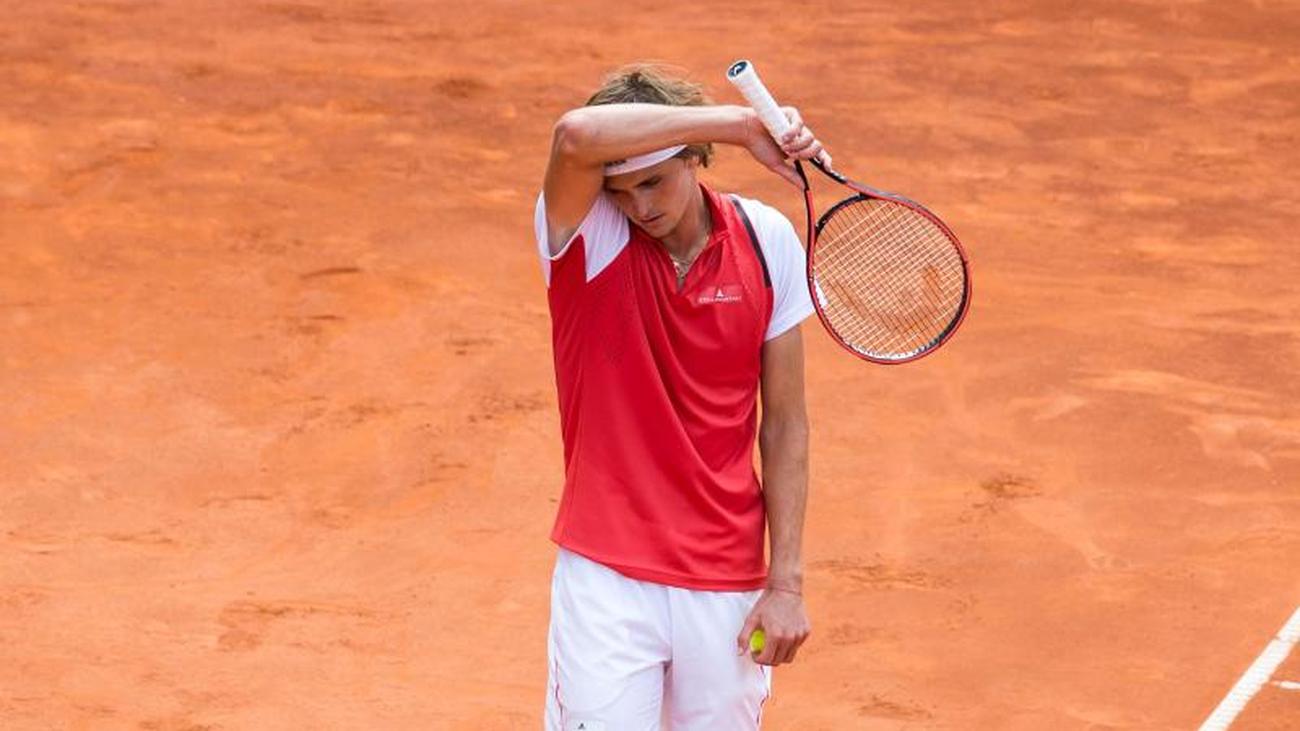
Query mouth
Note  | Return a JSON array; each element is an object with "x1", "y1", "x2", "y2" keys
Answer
[{"x1": 638, "y1": 214, "x2": 664, "y2": 227}]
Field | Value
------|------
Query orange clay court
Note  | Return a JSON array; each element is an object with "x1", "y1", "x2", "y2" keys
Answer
[{"x1": 2, "y1": 1, "x2": 1298, "y2": 729}]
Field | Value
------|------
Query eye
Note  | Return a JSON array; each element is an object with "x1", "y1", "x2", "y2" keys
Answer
[{"x1": 639, "y1": 177, "x2": 661, "y2": 189}]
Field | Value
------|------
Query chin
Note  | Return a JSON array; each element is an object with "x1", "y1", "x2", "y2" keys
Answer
[{"x1": 647, "y1": 215, "x2": 677, "y2": 237}]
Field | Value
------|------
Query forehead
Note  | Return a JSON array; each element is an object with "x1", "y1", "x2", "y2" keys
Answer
[{"x1": 603, "y1": 157, "x2": 684, "y2": 192}]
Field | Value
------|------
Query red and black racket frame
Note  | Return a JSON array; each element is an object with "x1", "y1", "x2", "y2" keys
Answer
[{"x1": 794, "y1": 159, "x2": 973, "y2": 365}]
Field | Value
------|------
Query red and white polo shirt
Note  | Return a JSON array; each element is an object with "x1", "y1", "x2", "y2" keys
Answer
[{"x1": 534, "y1": 183, "x2": 814, "y2": 591}]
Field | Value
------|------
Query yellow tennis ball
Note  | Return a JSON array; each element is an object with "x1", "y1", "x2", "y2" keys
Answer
[{"x1": 749, "y1": 629, "x2": 765, "y2": 654}]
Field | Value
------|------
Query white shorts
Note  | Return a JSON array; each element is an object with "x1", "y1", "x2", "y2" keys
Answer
[{"x1": 544, "y1": 547, "x2": 772, "y2": 730}]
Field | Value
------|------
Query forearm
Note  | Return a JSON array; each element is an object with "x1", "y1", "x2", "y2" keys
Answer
[
  {"x1": 759, "y1": 414, "x2": 809, "y2": 591},
  {"x1": 555, "y1": 103, "x2": 750, "y2": 164}
]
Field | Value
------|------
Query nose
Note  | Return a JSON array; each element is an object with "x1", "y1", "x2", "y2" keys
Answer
[{"x1": 629, "y1": 192, "x2": 654, "y2": 220}]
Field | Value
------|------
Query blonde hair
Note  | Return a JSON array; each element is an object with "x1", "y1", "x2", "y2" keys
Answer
[{"x1": 585, "y1": 64, "x2": 714, "y2": 167}]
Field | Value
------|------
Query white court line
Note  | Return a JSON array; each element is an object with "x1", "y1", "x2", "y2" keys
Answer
[
  {"x1": 1198, "y1": 605, "x2": 1300, "y2": 731},
  {"x1": 1273, "y1": 680, "x2": 1300, "y2": 691}
]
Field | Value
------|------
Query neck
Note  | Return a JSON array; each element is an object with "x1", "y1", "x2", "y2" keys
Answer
[{"x1": 660, "y1": 186, "x2": 711, "y2": 259}]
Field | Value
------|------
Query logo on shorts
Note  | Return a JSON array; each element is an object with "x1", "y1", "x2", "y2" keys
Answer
[
  {"x1": 567, "y1": 721, "x2": 606, "y2": 731},
  {"x1": 697, "y1": 284, "x2": 743, "y2": 305}
]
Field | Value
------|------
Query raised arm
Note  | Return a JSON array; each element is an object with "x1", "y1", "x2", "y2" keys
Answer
[
  {"x1": 541, "y1": 104, "x2": 743, "y2": 254},
  {"x1": 541, "y1": 103, "x2": 823, "y2": 254}
]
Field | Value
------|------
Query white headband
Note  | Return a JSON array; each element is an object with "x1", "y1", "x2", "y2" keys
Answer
[{"x1": 604, "y1": 145, "x2": 687, "y2": 176}]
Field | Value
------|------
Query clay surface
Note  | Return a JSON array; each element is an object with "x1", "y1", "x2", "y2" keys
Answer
[{"x1": 3, "y1": 1, "x2": 1298, "y2": 728}]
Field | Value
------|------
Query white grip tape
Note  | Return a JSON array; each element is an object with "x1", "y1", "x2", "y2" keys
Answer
[{"x1": 726, "y1": 60, "x2": 792, "y2": 140}]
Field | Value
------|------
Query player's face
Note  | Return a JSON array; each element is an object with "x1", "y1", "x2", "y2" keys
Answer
[{"x1": 603, "y1": 156, "x2": 700, "y2": 239}]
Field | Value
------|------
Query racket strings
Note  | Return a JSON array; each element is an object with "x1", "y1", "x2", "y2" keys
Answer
[
  {"x1": 822, "y1": 224, "x2": 962, "y2": 353},
  {"x1": 826, "y1": 213, "x2": 955, "y2": 330},
  {"x1": 813, "y1": 197, "x2": 966, "y2": 359},
  {"x1": 821, "y1": 217, "x2": 962, "y2": 354}
]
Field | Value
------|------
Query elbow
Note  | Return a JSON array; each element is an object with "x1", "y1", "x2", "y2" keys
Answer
[{"x1": 552, "y1": 109, "x2": 596, "y2": 161}]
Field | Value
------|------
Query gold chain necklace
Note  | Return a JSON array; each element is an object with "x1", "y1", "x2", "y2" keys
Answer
[
  {"x1": 669, "y1": 252, "x2": 695, "y2": 284},
  {"x1": 667, "y1": 227, "x2": 710, "y2": 286}
]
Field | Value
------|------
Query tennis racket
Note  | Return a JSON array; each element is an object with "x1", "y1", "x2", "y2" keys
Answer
[{"x1": 727, "y1": 60, "x2": 971, "y2": 364}]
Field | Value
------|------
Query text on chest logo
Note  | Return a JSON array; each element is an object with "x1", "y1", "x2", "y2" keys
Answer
[{"x1": 697, "y1": 284, "x2": 744, "y2": 305}]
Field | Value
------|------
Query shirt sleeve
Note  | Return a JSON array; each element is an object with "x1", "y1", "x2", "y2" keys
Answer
[
  {"x1": 739, "y1": 198, "x2": 816, "y2": 341},
  {"x1": 534, "y1": 190, "x2": 630, "y2": 288}
]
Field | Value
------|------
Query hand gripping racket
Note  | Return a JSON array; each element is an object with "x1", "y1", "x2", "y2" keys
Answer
[{"x1": 727, "y1": 60, "x2": 971, "y2": 364}]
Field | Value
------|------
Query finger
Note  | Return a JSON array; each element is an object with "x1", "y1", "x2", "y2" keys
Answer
[
  {"x1": 772, "y1": 637, "x2": 795, "y2": 665},
  {"x1": 785, "y1": 629, "x2": 811, "y2": 664},
  {"x1": 754, "y1": 627, "x2": 781, "y2": 665},
  {"x1": 770, "y1": 161, "x2": 802, "y2": 188},
  {"x1": 798, "y1": 142, "x2": 825, "y2": 163},
  {"x1": 736, "y1": 614, "x2": 760, "y2": 655},
  {"x1": 784, "y1": 627, "x2": 810, "y2": 661},
  {"x1": 784, "y1": 644, "x2": 800, "y2": 665},
  {"x1": 781, "y1": 129, "x2": 815, "y2": 155},
  {"x1": 816, "y1": 149, "x2": 833, "y2": 169},
  {"x1": 785, "y1": 135, "x2": 821, "y2": 159},
  {"x1": 780, "y1": 119, "x2": 805, "y2": 146}
]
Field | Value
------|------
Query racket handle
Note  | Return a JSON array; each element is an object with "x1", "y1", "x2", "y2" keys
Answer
[{"x1": 726, "y1": 60, "x2": 793, "y2": 141}]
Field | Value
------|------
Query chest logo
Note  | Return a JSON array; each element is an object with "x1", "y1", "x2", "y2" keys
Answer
[{"x1": 697, "y1": 284, "x2": 743, "y2": 305}]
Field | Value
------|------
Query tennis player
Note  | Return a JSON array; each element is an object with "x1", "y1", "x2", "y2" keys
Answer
[{"x1": 536, "y1": 65, "x2": 826, "y2": 729}]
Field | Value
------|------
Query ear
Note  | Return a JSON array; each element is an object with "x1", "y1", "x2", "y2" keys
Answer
[{"x1": 676, "y1": 155, "x2": 701, "y2": 183}]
